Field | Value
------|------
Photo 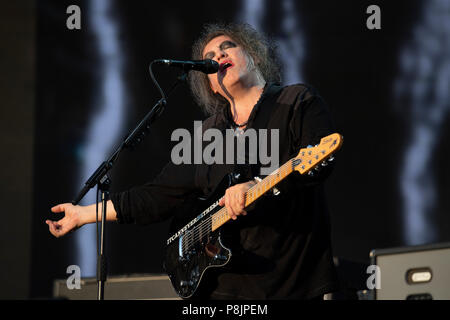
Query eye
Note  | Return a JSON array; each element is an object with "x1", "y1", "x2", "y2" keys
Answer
[
  {"x1": 221, "y1": 41, "x2": 236, "y2": 50},
  {"x1": 204, "y1": 52, "x2": 214, "y2": 60}
]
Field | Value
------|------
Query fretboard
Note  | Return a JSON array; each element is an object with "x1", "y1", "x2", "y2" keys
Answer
[{"x1": 211, "y1": 159, "x2": 294, "y2": 231}]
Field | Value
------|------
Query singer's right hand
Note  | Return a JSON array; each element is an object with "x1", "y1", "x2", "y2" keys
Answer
[{"x1": 46, "y1": 203, "x2": 83, "y2": 238}]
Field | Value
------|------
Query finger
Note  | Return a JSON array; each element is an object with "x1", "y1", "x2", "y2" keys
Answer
[
  {"x1": 239, "y1": 192, "x2": 245, "y2": 209},
  {"x1": 54, "y1": 222, "x2": 71, "y2": 237},
  {"x1": 231, "y1": 193, "x2": 241, "y2": 216},
  {"x1": 219, "y1": 197, "x2": 225, "y2": 206},
  {"x1": 239, "y1": 193, "x2": 247, "y2": 215},
  {"x1": 45, "y1": 220, "x2": 57, "y2": 228},
  {"x1": 49, "y1": 219, "x2": 66, "y2": 231},
  {"x1": 225, "y1": 199, "x2": 236, "y2": 220},
  {"x1": 225, "y1": 193, "x2": 236, "y2": 220},
  {"x1": 241, "y1": 191, "x2": 246, "y2": 207},
  {"x1": 47, "y1": 220, "x2": 62, "y2": 237},
  {"x1": 46, "y1": 218, "x2": 63, "y2": 226},
  {"x1": 231, "y1": 192, "x2": 245, "y2": 216},
  {"x1": 51, "y1": 204, "x2": 67, "y2": 213},
  {"x1": 46, "y1": 219, "x2": 58, "y2": 227}
]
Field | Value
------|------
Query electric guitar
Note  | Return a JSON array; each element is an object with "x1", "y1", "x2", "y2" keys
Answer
[{"x1": 163, "y1": 133, "x2": 343, "y2": 298}]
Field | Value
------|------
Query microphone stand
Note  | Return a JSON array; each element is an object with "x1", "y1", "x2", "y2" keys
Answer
[{"x1": 72, "y1": 68, "x2": 187, "y2": 300}]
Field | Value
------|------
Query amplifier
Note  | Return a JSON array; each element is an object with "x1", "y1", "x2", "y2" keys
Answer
[
  {"x1": 53, "y1": 273, "x2": 181, "y2": 300},
  {"x1": 370, "y1": 242, "x2": 450, "y2": 300}
]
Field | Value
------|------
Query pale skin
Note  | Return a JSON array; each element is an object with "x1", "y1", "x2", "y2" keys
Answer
[{"x1": 47, "y1": 34, "x2": 265, "y2": 238}]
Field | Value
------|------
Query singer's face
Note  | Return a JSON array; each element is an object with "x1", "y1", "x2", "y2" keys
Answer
[{"x1": 202, "y1": 35, "x2": 254, "y2": 96}]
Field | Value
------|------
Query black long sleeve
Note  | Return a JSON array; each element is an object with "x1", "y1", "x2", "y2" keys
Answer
[{"x1": 110, "y1": 161, "x2": 199, "y2": 225}]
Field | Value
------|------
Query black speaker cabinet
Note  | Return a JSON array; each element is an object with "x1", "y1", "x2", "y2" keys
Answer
[
  {"x1": 53, "y1": 273, "x2": 181, "y2": 300},
  {"x1": 370, "y1": 242, "x2": 450, "y2": 300}
]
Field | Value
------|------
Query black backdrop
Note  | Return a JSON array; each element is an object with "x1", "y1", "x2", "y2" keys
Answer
[{"x1": 30, "y1": 0, "x2": 450, "y2": 298}]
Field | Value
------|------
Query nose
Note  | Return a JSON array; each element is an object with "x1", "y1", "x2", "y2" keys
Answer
[{"x1": 217, "y1": 49, "x2": 227, "y2": 62}]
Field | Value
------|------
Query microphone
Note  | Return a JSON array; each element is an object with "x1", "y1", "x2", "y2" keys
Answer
[{"x1": 154, "y1": 59, "x2": 219, "y2": 74}]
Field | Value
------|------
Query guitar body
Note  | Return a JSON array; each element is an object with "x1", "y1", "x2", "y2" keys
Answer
[{"x1": 164, "y1": 174, "x2": 233, "y2": 299}]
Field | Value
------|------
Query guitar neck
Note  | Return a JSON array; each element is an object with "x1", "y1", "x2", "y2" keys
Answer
[{"x1": 211, "y1": 159, "x2": 294, "y2": 231}]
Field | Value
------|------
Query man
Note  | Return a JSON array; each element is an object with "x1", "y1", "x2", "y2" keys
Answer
[{"x1": 47, "y1": 22, "x2": 338, "y2": 300}]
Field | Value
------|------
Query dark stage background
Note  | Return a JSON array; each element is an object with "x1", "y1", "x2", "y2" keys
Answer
[{"x1": 1, "y1": 0, "x2": 449, "y2": 299}]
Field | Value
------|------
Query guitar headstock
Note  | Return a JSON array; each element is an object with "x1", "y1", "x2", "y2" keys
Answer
[{"x1": 292, "y1": 133, "x2": 343, "y2": 174}]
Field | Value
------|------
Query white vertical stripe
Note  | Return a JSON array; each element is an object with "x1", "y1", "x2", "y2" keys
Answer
[
  {"x1": 395, "y1": 0, "x2": 449, "y2": 245},
  {"x1": 277, "y1": 0, "x2": 305, "y2": 85},
  {"x1": 75, "y1": 0, "x2": 126, "y2": 277}
]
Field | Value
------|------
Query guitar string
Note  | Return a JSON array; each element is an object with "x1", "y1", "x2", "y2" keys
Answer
[
  {"x1": 183, "y1": 162, "x2": 292, "y2": 242},
  {"x1": 177, "y1": 142, "x2": 334, "y2": 252},
  {"x1": 181, "y1": 160, "x2": 295, "y2": 252},
  {"x1": 181, "y1": 159, "x2": 295, "y2": 252},
  {"x1": 181, "y1": 160, "x2": 295, "y2": 251},
  {"x1": 185, "y1": 153, "x2": 316, "y2": 248}
]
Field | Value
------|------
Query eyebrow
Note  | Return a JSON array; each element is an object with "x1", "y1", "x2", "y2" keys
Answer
[{"x1": 203, "y1": 40, "x2": 237, "y2": 59}]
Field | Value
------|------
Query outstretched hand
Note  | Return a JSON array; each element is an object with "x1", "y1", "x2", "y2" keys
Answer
[{"x1": 46, "y1": 203, "x2": 83, "y2": 238}]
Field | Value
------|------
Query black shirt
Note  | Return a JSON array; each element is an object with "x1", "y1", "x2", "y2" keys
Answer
[{"x1": 110, "y1": 83, "x2": 339, "y2": 299}]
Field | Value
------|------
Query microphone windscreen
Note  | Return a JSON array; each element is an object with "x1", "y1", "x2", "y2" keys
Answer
[{"x1": 203, "y1": 59, "x2": 219, "y2": 74}]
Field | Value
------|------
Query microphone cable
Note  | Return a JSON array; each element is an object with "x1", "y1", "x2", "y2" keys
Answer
[{"x1": 149, "y1": 60, "x2": 167, "y2": 105}]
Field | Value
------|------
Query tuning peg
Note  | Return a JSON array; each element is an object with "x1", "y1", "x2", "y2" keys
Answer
[
  {"x1": 327, "y1": 155, "x2": 335, "y2": 162},
  {"x1": 321, "y1": 161, "x2": 328, "y2": 167},
  {"x1": 308, "y1": 171, "x2": 315, "y2": 177}
]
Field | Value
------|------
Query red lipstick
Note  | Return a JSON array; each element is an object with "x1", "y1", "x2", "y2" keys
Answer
[{"x1": 219, "y1": 60, "x2": 234, "y2": 72}]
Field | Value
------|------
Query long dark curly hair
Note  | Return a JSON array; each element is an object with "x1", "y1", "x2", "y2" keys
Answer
[{"x1": 188, "y1": 22, "x2": 282, "y2": 116}]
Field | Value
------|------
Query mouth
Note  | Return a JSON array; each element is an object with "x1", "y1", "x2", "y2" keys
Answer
[{"x1": 219, "y1": 61, "x2": 234, "y2": 72}]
